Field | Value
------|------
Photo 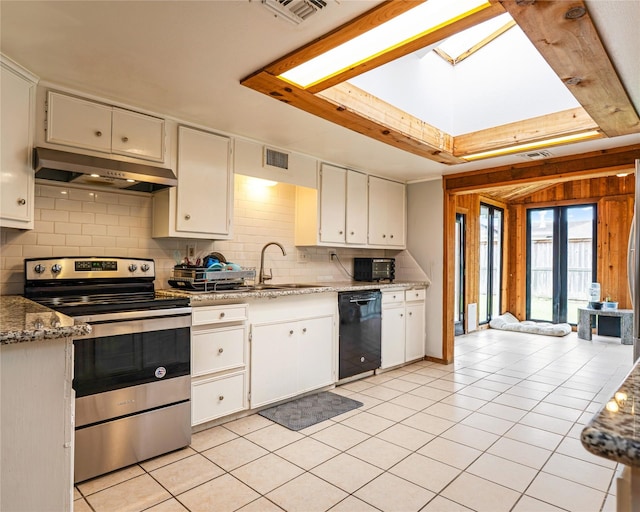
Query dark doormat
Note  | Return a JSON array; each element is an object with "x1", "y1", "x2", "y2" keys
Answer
[{"x1": 258, "y1": 391, "x2": 363, "y2": 431}]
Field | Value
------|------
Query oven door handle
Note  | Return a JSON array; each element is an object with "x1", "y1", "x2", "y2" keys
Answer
[
  {"x1": 75, "y1": 313, "x2": 191, "y2": 338},
  {"x1": 74, "y1": 307, "x2": 192, "y2": 325}
]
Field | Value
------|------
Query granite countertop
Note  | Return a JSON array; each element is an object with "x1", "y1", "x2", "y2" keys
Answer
[
  {"x1": 581, "y1": 362, "x2": 640, "y2": 466},
  {"x1": 157, "y1": 280, "x2": 429, "y2": 303},
  {"x1": 0, "y1": 296, "x2": 92, "y2": 345}
]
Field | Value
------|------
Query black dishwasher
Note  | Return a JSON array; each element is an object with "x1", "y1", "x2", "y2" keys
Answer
[{"x1": 338, "y1": 290, "x2": 382, "y2": 380}]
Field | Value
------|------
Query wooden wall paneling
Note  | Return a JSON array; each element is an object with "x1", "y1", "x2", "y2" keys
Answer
[
  {"x1": 442, "y1": 190, "x2": 457, "y2": 363},
  {"x1": 506, "y1": 203, "x2": 528, "y2": 319}
]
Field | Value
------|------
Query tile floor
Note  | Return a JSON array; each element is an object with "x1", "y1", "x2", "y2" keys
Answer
[{"x1": 74, "y1": 329, "x2": 633, "y2": 512}]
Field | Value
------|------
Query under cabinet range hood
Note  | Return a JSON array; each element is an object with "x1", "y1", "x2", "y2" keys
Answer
[{"x1": 33, "y1": 147, "x2": 177, "y2": 192}]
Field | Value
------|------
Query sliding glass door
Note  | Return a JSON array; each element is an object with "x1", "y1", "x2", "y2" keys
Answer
[
  {"x1": 527, "y1": 205, "x2": 596, "y2": 324},
  {"x1": 479, "y1": 204, "x2": 503, "y2": 325}
]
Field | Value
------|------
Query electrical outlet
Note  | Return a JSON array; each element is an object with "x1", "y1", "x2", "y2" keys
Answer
[
  {"x1": 186, "y1": 244, "x2": 196, "y2": 258},
  {"x1": 329, "y1": 250, "x2": 337, "y2": 261},
  {"x1": 297, "y1": 249, "x2": 309, "y2": 263}
]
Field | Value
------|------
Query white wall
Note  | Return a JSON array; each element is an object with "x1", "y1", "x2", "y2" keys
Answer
[
  {"x1": 0, "y1": 174, "x2": 424, "y2": 294},
  {"x1": 407, "y1": 179, "x2": 444, "y2": 359}
]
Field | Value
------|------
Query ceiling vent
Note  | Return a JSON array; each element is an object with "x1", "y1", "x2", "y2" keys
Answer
[
  {"x1": 520, "y1": 150, "x2": 553, "y2": 160},
  {"x1": 261, "y1": 0, "x2": 327, "y2": 25},
  {"x1": 264, "y1": 147, "x2": 290, "y2": 170}
]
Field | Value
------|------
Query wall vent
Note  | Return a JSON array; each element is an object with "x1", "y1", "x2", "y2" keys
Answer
[
  {"x1": 520, "y1": 150, "x2": 553, "y2": 160},
  {"x1": 261, "y1": 0, "x2": 327, "y2": 25},
  {"x1": 264, "y1": 147, "x2": 289, "y2": 170}
]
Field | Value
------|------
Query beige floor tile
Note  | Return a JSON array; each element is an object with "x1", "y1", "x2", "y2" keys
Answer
[
  {"x1": 73, "y1": 498, "x2": 93, "y2": 512},
  {"x1": 189, "y1": 425, "x2": 238, "y2": 452},
  {"x1": 441, "y1": 472, "x2": 520, "y2": 512},
  {"x1": 414, "y1": 367, "x2": 451, "y2": 379},
  {"x1": 532, "y1": 401, "x2": 583, "y2": 422},
  {"x1": 408, "y1": 385, "x2": 452, "y2": 401},
  {"x1": 364, "y1": 402, "x2": 416, "y2": 422},
  {"x1": 519, "y1": 411, "x2": 574, "y2": 435},
  {"x1": 223, "y1": 413, "x2": 274, "y2": 435},
  {"x1": 74, "y1": 487, "x2": 81, "y2": 500},
  {"x1": 460, "y1": 411, "x2": 515, "y2": 435},
  {"x1": 397, "y1": 372, "x2": 437, "y2": 385},
  {"x1": 401, "y1": 411, "x2": 456, "y2": 435},
  {"x1": 505, "y1": 386, "x2": 550, "y2": 401},
  {"x1": 275, "y1": 436, "x2": 340, "y2": 470},
  {"x1": 380, "y1": 377, "x2": 422, "y2": 392},
  {"x1": 425, "y1": 378, "x2": 467, "y2": 392},
  {"x1": 492, "y1": 392, "x2": 539, "y2": 411},
  {"x1": 602, "y1": 493, "x2": 617, "y2": 512},
  {"x1": 311, "y1": 423, "x2": 369, "y2": 451},
  {"x1": 542, "y1": 452, "x2": 615, "y2": 491},
  {"x1": 467, "y1": 452, "x2": 538, "y2": 492},
  {"x1": 77, "y1": 464, "x2": 144, "y2": 496},
  {"x1": 555, "y1": 436, "x2": 617, "y2": 468},
  {"x1": 231, "y1": 453, "x2": 304, "y2": 494},
  {"x1": 339, "y1": 380, "x2": 374, "y2": 393},
  {"x1": 456, "y1": 386, "x2": 501, "y2": 401},
  {"x1": 439, "y1": 393, "x2": 488, "y2": 411},
  {"x1": 245, "y1": 423, "x2": 305, "y2": 451},
  {"x1": 376, "y1": 423, "x2": 434, "y2": 451},
  {"x1": 236, "y1": 497, "x2": 285, "y2": 512},
  {"x1": 347, "y1": 436, "x2": 412, "y2": 470},
  {"x1": 150, "y1": 453, "x2": 224, "y2": 495},
  {"x1": 440, "y1": 423, "x2": 499, "y2": 451},
  {"x1": 363, "y1": 373, "x2": 394, "y2": 385},
  {"x1": 477, "y1": 402, "x2": 528, "y2": 422},
  {"x1": 354, "y1": 472, "x2": 435, "y2": 512},
  {"x1": 266, "y1": 472, "x2": 348, "y2": 512},
  {"x1": 202, "y1": 437, "x2": 269, "y2": 471},
  {"x1": 504, "y1": 423, "x2": 563, "y2": 451},
  {"x1": 358, "y1": 385, "x2": 404, "y2": 401},
  {"x1": 487, "y1": 437, "x2": 551, "y2": 469},
  {"x1": 388, "y1": 392, "x2": 434, "y2": 411},
  {"x1": 511, "y1": 495, "x2": 567, "y2": 511},
  {"x1": 421, "y1": 496, "x2": 474, "y2": 511},
  {"x1": 339, "y1": 410, "x2": 396, "y2": 434},
  {"x1": 296, "y1": 418, "x2": 337, "y2": 435},
  {"x1": 86, "y1": 474, "x2": 171, "y2": 512},
  {"x1": 177, "y1": 473, "x2": 260, "y2": 512},
  {"x1": 417, "y1": 437, "x2": 482, "y2": 470},
  {"x1": 341, "y1": 391, "x2": 383, "y2": 410},
  {"x1": 423, "y1": 402, "x2": 473, "y2": 422},
  {"x1": 390, "y1": 452, "x2": 461, "y2": 492},
  {"x1": 328, "y1": 495, "x2": 380, "y2": 511},
  {"x1": 145, "y1": 498, "x2": 189, "y2": 512},
  {"x1": 140, "y1": 447, "x2": 197, "y2": 472},
  {"x1": 526, "y1": 472, "x2": 606, "y2": 512},
  {"x1": 311, "y1": 453, "x2": 383, "y2": 493}
]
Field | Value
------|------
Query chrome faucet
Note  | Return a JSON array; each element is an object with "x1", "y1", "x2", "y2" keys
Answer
[{"x1": 258, "y1": 242, "x2": 287, "y2": 284}]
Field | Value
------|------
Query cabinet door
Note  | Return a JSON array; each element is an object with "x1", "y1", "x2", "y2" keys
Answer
[
  {"x1": 191, "y1": 326, "x2": 245, "y2": 377},
  {"x1": 385, "y1": 179, "x2": 406, "y2": 247},
  {"x1": 319, "y1": 164, "x2": 346, "y2": 244},
  {"x1": 176, "y1": 126, "x2": 231, "y2": 235},
  {"x1": 297, "y1": 316, "x2": 334, "y2": 392},
  {"x1": 1, "y1": 62, "x2": 35, "y2": 228},
  {"x1": 346, "y1": 170, "x2": 368, "y2": 245},
  {"x1": 112, "y1": 108, "x2": 164, "y2": 161},
  {"x1": 381, "y1": 305, "x2": 405, "y2": 369},
  {"x1": 405, "y1": 302, "x2": 425, "y2": 361},
  {"x1": 368, "y1": 176, "x2": 406, "y2": 247},
  {"x1": 250, "y1": 322, "x2": 298, "y2": 407},
  {"x1": 46, "y1": 91, "x2": 112, "y2": 152}
]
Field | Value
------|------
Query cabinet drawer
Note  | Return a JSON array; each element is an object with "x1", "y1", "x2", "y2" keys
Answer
[
  {"x1": 192, "y1": 372, "x2": 245, "y2": 425},
  {"x1": 405, "y1": 288, "x2": 425, "y2": 302},
  {"x1": 192, "y1": 326, "x2": 245, "y2": 376},
  {"x1": 382, "y1": 290, "x2": 404, "y2": 305},
  {"x1": 192, "y1": 304, "x2": 248, "y2": 325}
]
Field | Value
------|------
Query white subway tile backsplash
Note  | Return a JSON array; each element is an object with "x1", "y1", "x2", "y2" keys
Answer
[
  {"x1": 82, "y1": 224, "x2": 107, "y2": 236},
  {"x1": 55, "y1": 199, "x2": 83, "y2": 212},
  {"x1": 66, "y1": 235, "x2": 92, "y2": 246},
  {"x1": 54, "y1": 222, "x2": 82, "y2": 235},
  {"x1": 38, "y1": 233, "x2": 66, "y2": 246},
  {"x1": 34, "y1": 220, "x2": 54, "y2": 233},
  {"x1": 69, "y1": 212, "x2": 95, "y2": 224},
  {"x1": 82, "y1": 202, "x2": 108, "y2": 214}
]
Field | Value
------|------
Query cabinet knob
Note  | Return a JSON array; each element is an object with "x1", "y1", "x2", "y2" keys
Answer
[
  {"x1": 122, "y1": 136, "x2": 129, "y2": 143},
  {"x1": 339, "y1": 230, "x2": 343, "y2": 235},
  {"x1": 219, "y1": 312, "x2": 225, "y2": 319},
  {"x1": 289, "y1": 330, "x2": 294, "y2": 336},
  {"x1": 95, "y1": 130, "x2": 102, "y2": 137},
  {"x1": 218, "y1": 395, "x2": 224, "y2": 401},
  {"x1": 185, "y1": 214, "x2": 191, "y2": 220},
  {"x1": 390, "y1": 234, "x2": 394, "y2": 239},
  {"x1": 17, "y1": 198, "x2": 26, "y2": 206},
  {"x1": 382, "y1": 234, "x2": 387, "y2": 238},
  {"x1": 218, "y1": 348, "x2": 224, "y2": 354},
  {"x1": 350, "y1": 231, "x2": 355, "y2": 235},
  {"x1": 409, "y1": 312, "x2": 413, "y2": 316},
  {"x1": 302, "y1": 327, "x2": 307, "y2": 334},
  {"x1": 400, "y1": 313, "x2": 404, "y2": 317}
]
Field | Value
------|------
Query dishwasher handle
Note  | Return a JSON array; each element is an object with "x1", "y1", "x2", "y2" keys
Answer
[{"x1": 350, "y1": 297, "x2": 376, "y2": 304}]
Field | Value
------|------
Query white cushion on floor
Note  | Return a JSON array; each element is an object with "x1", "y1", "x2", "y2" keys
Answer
[{"x1": 489, "y1": 312, "x2": 571, "y2": 337}]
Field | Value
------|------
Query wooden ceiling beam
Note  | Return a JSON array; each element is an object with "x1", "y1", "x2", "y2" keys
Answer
[
  {"x1": 453, "y1": 107, "x2": 600, "y2": 157},
  {"x1": 443, "y1": 144, "x2": 640, "y2": 192},
  {"x1": 499, "y1": 0, "x2": 640, "y2": 137}
]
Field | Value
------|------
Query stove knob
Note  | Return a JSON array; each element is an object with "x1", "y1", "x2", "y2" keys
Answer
[
  {"x1": 141, "y1": 263, "x2": 150, "y2": 272},
  {"x1": 51, "y1": 264, "x2": 62, "y2": 274},
  {"x1": 34, "y1": 264, "x2": 46, "y2": 274},
  {"x1": 128, "y1": 264, "x2": 138, "y2": 272}
]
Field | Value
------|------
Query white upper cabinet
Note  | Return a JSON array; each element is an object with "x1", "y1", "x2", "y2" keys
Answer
[
  {"x1": 46, "y1": 91, "x2": 165, "y2": 162},
  {"x1": 368, "y1": 176, "x2": 406, "y2": 248},
  {"x1": 1, "y1": 56, "x2": 37, "y2": 229},
  {"x1": 295, "y1": 163, "x2": 370, "y2": 247},
  {"x1": 152, "y1": 125, "x2": 233, "y2": 239}
]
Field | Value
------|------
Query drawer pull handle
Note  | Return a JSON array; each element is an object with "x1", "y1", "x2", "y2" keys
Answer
[
  {"x1": 122, "y1": 136, "x2": 129, "y2": 143},
  {"x1": 219, "y1": 395, "x2": 224, "y2": 401},
  {"x1": 218, "y1": 348, "x2": 224, "y2": 354},
  {"x1": 184, "y1": 214, "x2": 191, "y2": 220},
  {"x1": 219, "y1": 312, "x2": 225, "y2": 318},
  {"x1": 17, "y1": 198, "x2": 26, "y2": 206},
  {"x1": 95, "y1": 130, "x2": 102, "y2": 137}
]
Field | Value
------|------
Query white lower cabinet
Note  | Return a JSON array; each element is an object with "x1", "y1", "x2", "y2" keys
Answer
[
  {"x1": 249, "y1": 294, "x2": 336, "y2": 408},
  {"x1": 381, "y1": 288, "x2": 426, "y2": 369},
  {"x1": 190, "y1": 304, "x2": 248, "y2": 426}
]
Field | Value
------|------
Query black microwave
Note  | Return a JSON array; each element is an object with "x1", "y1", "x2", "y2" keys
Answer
[{"x1": 354, "y1": 258, "x2": 395, "y2": 282}]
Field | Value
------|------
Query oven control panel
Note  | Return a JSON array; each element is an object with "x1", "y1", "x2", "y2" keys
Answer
[{"x1": 25, "y1": 257, "x2": 156, "y2": 280}]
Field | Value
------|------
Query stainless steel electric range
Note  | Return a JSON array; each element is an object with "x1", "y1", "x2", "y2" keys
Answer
[{"x1": 24, "y1": 256, "x2": 192, "y2": 483}]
